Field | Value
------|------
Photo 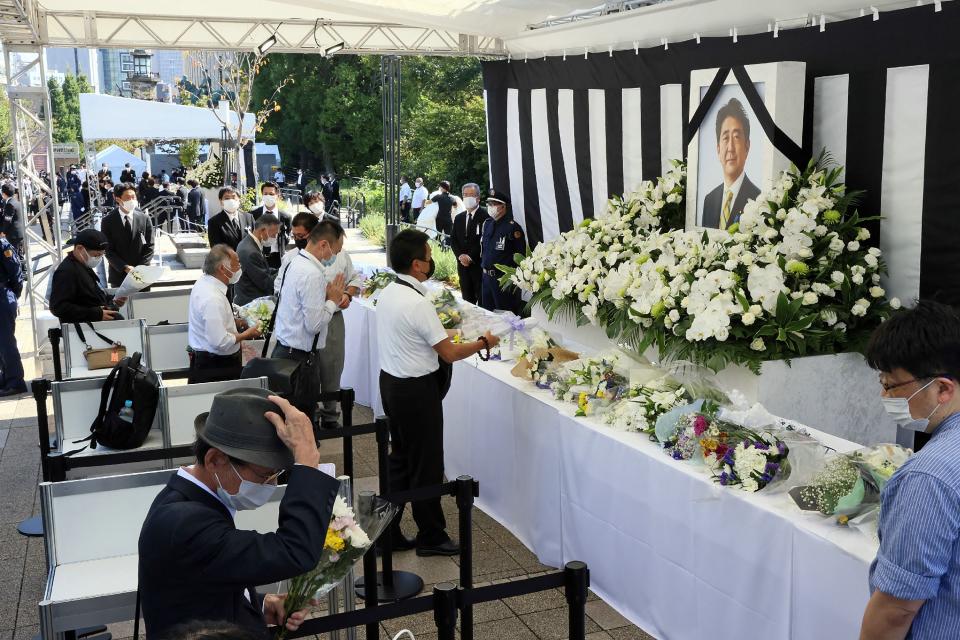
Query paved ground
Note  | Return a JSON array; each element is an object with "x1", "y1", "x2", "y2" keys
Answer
[{"x1": 0, "y1": 226, "x2": 651, "y2": 640}]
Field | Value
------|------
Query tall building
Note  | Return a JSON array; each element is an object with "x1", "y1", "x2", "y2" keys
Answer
[
  {"x1": 43, "y1": 47, "x2": 99, "y2": 91},
  {"x1": 152, "y1": 50, "x2": 186, "y2": 87},
  {"x1": 98, "y1": 48, "x2": 129, "y2": 96}
]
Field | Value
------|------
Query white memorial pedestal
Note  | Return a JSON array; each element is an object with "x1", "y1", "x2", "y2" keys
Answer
[{"x1": 532, "y1": 306, "x2": 903, "y2": 446}]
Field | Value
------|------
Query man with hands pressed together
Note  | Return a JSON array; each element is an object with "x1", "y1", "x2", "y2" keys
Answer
[
  {"x1": 138, "y1": 389, "x2": 340, "y2": 638},
  {"x1": 376, "y1": 229, "x2": 500, "y2": 555},
  {"x1": 860, "y1": 300, "x2": 960, "y2": 640}
]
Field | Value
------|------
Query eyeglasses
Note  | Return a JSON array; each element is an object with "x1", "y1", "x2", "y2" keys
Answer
[
  {"x1": 243, "y1": 466, "x2": 283, "y2": 484},
  {"x1": 880, "y1": 373, "x2": 950, "y2": 392}
]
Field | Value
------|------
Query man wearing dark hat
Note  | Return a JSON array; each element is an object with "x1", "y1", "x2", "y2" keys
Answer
[
  {"x1": 50, "y1": 228, "x2": 126, "y2": 323},
  {"x1": 479, "y1": 189, "x2": 527, "y2": 314},
  {"x1": 139, "y1": 389, "x2": 340, "y2": 639}
]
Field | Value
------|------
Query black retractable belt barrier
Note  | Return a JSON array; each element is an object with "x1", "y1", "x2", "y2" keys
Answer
[
  {"x1": 287, "y1": 561, "x2": 590, "y2": 640},
  {"x1": 49, "y1": 328, "x2": 63, "y2": 382}
]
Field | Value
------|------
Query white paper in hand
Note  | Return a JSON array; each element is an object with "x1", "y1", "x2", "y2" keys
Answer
[{"x1": 114, "y1": 265, "x2": 170, "y2": 299}]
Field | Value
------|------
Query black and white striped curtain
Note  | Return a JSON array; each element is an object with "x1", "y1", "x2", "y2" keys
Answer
[{"x1": 482, "y1": 2, "x2": 960, "y2": 306}]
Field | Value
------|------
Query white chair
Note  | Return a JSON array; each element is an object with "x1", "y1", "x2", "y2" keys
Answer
[
  {"x1": 52, "y1": 377, "x2": 166, "y2": 468},
  {"x1": 161, "y1": 377, "x2": 269, "y2": 447},
  {"x1": 61, "y1": 319, "x2": 148, "y2": 380},
  {"x1": 38, "y1": 470, "x2": 286, "y2": 640},
  {"x1": 144, "y1": 324, "x2": 190, "y2": 374},
  {"x1": 124, "y1": 288, "x2": 192, "y2": 326}
]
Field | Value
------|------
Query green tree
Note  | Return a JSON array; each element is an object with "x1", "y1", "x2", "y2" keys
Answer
[
  {"x1": 59, "y1": 73, "x2": 93, "y2": 144},
  {"x1": 179, "y1": 139, "x2": 200, "y2": 168},
  {"x1": 401, "y1": 93, "x2": 488, "y2": 189},
  {"x1": 0, "y1": 88, "x2": 11, "y2": 166},
  {"x1": 47, "y1": 77, "x2": 75, "y2": 143}
]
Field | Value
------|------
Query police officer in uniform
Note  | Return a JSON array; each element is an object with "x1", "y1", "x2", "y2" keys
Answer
[
  {"x1": 0, "y1": 236, "x2": 25, "y2": 396},
  {"x1": 479, "y1": 189, "x2": 527, "y2": 314}
]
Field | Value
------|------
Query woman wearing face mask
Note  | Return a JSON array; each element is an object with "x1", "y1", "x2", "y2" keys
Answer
[
  {"x1": 208, "y1": 186, "x2": 255, "y2": 251},
  {"x1": 50, "y1": 228, "x2": 127, "y2": 323},
  {"x1": 860, "y1": 300, "x2": 960, "y2": 640}
]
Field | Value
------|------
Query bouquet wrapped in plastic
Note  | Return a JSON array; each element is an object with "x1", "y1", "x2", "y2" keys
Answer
[
  {"x1": 113, "y1": 265, "x2": 170, "y2": 299},
  {"x1": 237, "y1": 296, "x2": 276, "y2": 332},
  {"x1": 428, "y1": 288, "x2": 462, "y2": 329},
  {"x1": 509, "y1": 329, "x2": 579, "y2": 388},
  {"x1": 361, "y1": 269, "x2": 397, "y2": 300},
  {"x1": 602, "y1": 376, "x2": 691, "y2": 434},
  {"x1": 483, "y1": 311, "x2": 542, "y2": 361},
  {"x1": 789, "y1": 443, "x2": 912, "y2": 525},
  {"x1": 277, "y1": 492, "x2": 398, "y2": 638}
]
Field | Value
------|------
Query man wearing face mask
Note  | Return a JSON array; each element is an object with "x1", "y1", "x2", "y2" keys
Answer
[
  {"x1": 376, "y1": 229, "x2": 500, "y2": 555},
  {"x1": 138, "y1": 388, "x2": 340, "y2": 638},
  {"x1": 411, "y1": 177, "x2": 429, "y2": 221},
  {"x1": 187, "y1": 244, "x2": 261, "y2": 384},
  {"x1": 249, "y1": 182, "x2": 292, "y2": 269},
  {"x1": 275, "y1": 211, "x2": 319, "y2": 279},
  {"x1": 450, "y1": 183, "x2": 489, "y2": 305},
  {"x1": 479, "y1": 189, "x2": 526, "y2": 314},
  {"x1": 271, "y1": 220, "x2": 346, "y2": 425},
  {"x1": 860, "y1": 300, "x2": 960, "y2": 640},
  {"x1": 234, "y1": 214, "x2": 280, "y2": 306},
  {"x1": 208, "y1": 186, "x2": 255, "y2": 251},
  {"x1": 50, "y1": 229, "x2": 127, "y2": 323},
  {"x1": 101, "y1": 183, "x2": 156, "y2": 288}
]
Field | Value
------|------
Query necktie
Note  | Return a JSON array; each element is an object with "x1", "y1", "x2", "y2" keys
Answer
[
  {"x1": 124, "y1": 216, "x2": 132, "y2": 236},
  {"x1": 720, "y1": 190, "x2": 734, "y2": 230}
]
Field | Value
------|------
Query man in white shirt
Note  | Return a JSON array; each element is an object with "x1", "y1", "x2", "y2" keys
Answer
[
  {"x1": 271, "y1": 220, "x2": 346, "y2": 425},
  {"x1": 411, "y1": 177, "x2": 429, "y2": 221},
  {"x1": 399, "y1": 176, "x2": 412, "y2": 223},
  {"x1": 376, "y1": 229, "x2": 499, "y2": 555},
  {"x1": 187, "y1": 244, "x2": 261, "y2": 383}
]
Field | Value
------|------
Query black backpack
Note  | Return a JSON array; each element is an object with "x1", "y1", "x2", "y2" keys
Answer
[{"x1": 74, "y1": 352, "x2": 161, "y2": 451}]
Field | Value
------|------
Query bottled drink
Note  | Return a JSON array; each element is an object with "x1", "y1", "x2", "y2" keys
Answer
[{"x1": 118, "y1": 400, "x2": 134, "y2": 423}]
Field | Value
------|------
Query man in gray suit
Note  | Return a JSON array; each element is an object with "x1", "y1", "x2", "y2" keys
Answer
[
  {"x1": 234, "y1": 214, "x2": 280, "y2": 306},
  {"x1": 700, "y1": 97, "x2": 762, "y2": 230}
]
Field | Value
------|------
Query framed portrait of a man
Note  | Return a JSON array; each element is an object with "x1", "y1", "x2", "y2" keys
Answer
[{"x1": 685, "y1": 62, "x2": 806, "y2": 231}]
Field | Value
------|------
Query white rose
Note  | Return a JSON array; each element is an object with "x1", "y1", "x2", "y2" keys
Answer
[
  {"x1": 814, "y1": 225, "x2": 828, "y2": 237},
  {"x1": 864, "y1": 254, "x2": 879, "y2": 268},
  {"x1": 802, "y1": 292, "x2": 818, "y2": 305},
  {"x1": 870, "y1": 286, "x2": 885, "y2": 298},
  {"x1": 821, "y1": 309, "x2": 838, "y2": 326},
  {"x1": 852, "y1": 274, "x2": 864, "y2": 285},
  {"x1": 891, "y1": 297, "x2": 902, "y2": 309},
  {"x1": 831, "y1": 271, "x2": 845, "y2": 284},
  {"x1": 741, "y1": 312, "x2": 756, "y2": 326},
  {"x1": 858, "y1": 228, "x2": 871, "y2": 241},
  {"x1": 668, "y1": 309, "x2": 680, "y2": 322},
  {"x1": 749, "y1": 305, "x2": 762, "y2": 316},
  {"x1": 847, "y1": 240, "x2": 860, "y2": 252},
  {"x1": 851, "y1": 304, "x2": 867, "y2": 317},
  {"x1": 868, "y1": 247, "x2": 882, "y2": 256},
  {"x1": 750, "y1": 338, "x2": 766, "y2": 351}
]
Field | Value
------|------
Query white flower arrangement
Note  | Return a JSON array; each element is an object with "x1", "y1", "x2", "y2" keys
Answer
[{"x1": 502, "y1": 154, "x2": 900, "y2": 373}]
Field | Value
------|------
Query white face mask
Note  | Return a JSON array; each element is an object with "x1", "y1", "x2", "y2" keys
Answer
[
  {"x1": 224, "y1": 263, "x2": 242, "y2": 285},
  {"x1": 215, "y1": 463, "x2": 276, "y2": 511},
  {"x1": 308, "y1": 202, "x2": 325, "y2": 215},
  {"x1": 83, "y1": 251, "x2": 103, "y2": 269},
  {"x1": 120, "y1": 198, "x2": 138, "y2": 213},
  {"x1": 881, "y1": 378, "x2": 942, "y2": 433},
  {"x1": 489, "y1": 204, "x2": 504, "y2": 220},
  {"x1": 222, "y1": 198, "x2": 240, "y2": 214},
  {"x1": 262, "y1": 194, "x2": 278, "y2": 208},
  {"x1": 264, "y1": 234, "x2": 278, "y2": 250},
  {"x1": 463, "y1": 196, "x2": 478, "y2": 210}
]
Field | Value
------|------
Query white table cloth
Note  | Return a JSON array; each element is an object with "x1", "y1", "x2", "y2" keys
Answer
[{"x1": 343, "y1": 293, "x2": 878, "y2": 639}]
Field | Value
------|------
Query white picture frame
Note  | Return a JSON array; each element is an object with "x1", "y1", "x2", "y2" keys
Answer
[{"x1": 685, "y1": 62, "x2": 806, "y2": 231}]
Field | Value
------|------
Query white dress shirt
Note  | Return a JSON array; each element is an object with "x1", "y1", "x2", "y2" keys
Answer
[
  {"x1": 376, "y1": 274, "x2": 449, "y2": 378},
  {"x1": 273, "y1": 250, "x2": 338, "y2": 352},
  {"x1": 724, "y1": 171, "x2": 746, "y2": 211},
  {"x1": 412, "y1": 185, "x2": 429, "y2": 209},
  {"x1": 399, "y1": 182, "x2": 412, "y2": 204},
  {"x1": 188, "y1": 274, "x2": 240, "y2": 355},
  {"x1": 178, "y1": 466, "x2": 235, "y2": 517}
]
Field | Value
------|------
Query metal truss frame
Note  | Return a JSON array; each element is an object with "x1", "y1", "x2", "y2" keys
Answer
[
  {"x1": 34, "y1": 11, "x2": 506, "y2": 57},
  {"x1": 4, "y1": 45, "x2": 63, "y2": 357}
]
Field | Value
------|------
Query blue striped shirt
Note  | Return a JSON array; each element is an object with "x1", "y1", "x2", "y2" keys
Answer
[{"x1": 870, "y1": 412, "x2": 960, "y2": 639}]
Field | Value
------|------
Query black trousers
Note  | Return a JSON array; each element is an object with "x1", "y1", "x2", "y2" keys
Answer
[
  {"x1": 379, "y1": 369, "x2": 448, "y2": 545},
  {"x1": 187, "y1": 350, "x2": 242, "y2": 384},
  {"x1": 457, "y1": 263, "x2": 482, "y2": 305},
  {"x1": 400, "y1": 202, "x2": 412, "y2": 223}
]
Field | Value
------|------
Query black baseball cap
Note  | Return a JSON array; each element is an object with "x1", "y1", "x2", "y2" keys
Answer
[
  {"x1": 487, "y1": 188, "x2": 511, "y2": 206},
  {"x1": 67, "y1": 228, "x2": 109, "y2": 250},
  {"x1": 194, "y1": 387, "x2": 295, "y2": 469}
]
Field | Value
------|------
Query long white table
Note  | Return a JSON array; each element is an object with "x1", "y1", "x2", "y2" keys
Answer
[{"x1": 341, "y1": 295, "x2": 878, "y2": 639}]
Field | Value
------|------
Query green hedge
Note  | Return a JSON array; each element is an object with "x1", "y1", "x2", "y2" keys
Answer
[{"x1": 359, "y1": 213, "x2": 386, "y2": 247}]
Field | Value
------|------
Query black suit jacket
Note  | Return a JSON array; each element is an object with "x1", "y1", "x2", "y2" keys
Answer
[
  {"x1": 101, "y1": 208, "x2": 155, "y2": 287},
  {"x1": 700, "y1": 175, "x2": 762, "y2": 230},
  {"x1": 120, "y1": 169, "x2": 137, "y2": 183},
  {"x1": 235, "y1": 233, "x2": 277, "y2": 306},
  {"x1": 1, "y1": 197, "x2": 22, "y2": 245},
  {"x1": 139, "y1": 466, "x2": 340, "y2": 639},
  {"x1": 450, "y1": 206, "x2": 489, "y2": 265},
  {"x1": 49, "y1": 254, "x2": 114, "y2": 323},
  {"x1": 248, "y1": 206, "x2": 292, "y2": 269},
  {"x1": 186, "y1": 187, "x2": 206, "y2": 222},
  {"x1": 208, "y1": 210, "x2": 255, "y2": 251}
]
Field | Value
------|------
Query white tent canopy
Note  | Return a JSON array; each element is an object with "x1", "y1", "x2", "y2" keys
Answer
[
  {"x1": 79, "y1": 93, "x2": 256, "y2": 141},
  {"x1": 94, "y1": 145, "x2": 146, "y2": 182},
  {"x1": 29, "y1": 0, "x2": 930, "y2": 56}
]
